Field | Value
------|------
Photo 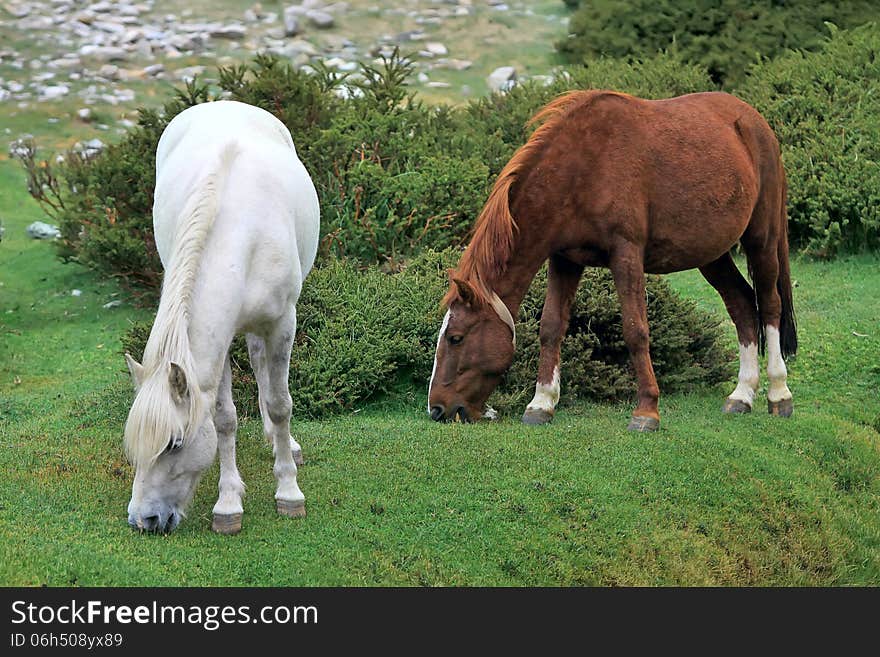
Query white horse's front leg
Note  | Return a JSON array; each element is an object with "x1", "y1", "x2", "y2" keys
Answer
[
  {"x1": 263, "y1": 311, "x2": 306, "y2": 518},
  {"x1": 212, "y1": 357, "x2": 245, "y2": 534}
]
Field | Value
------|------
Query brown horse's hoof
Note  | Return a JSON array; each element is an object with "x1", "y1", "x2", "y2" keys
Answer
[
  {"x1": 293, "y1": 447, "x2": 304, "y2": 466},
  {"x1": 723, "y1": 398, "x2": 752, "y2": 414},
  {"x1": 768, "y1": 398, "x2": 794, "y2": 417},
  {"x1": 627, "y1": 415, "x2": 660, "y2": 432},
  {"x1": 212, "y1": 512, "x2": 242, "y2": 535},
  {"x1": 522, "y1": 408, "x2": 554, "y2": 425},
  {"x1": 277, "y1": 499, "x2": 306, "y2": 518}
]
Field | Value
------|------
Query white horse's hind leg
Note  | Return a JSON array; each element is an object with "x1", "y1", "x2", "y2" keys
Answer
[
  {"x1": 260, "y1": 311, "x2": 306, "y2": 518},
  {"x1": 247, "y1": 333, "x2": 303, "y2": 466},
  {"x1": 212, "y1": 355, "x2": 245, "y2": 534}
]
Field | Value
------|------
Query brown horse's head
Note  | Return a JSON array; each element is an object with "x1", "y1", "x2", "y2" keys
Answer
[{"x1": 428, "y1": 277, "x2": 516, "y2": 422}]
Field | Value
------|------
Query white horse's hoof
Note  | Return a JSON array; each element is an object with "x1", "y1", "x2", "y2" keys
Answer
[
  {"x1": 723, "y1": 398, "x2": 752, "y2": 414},
  {"x1": 768, "y1": 398, "x2": 794, "y2": 417},
  {"x1": 277, "y1": 499, "x2": 306, "y2": 518},
  {"x1": 212, "y1": 512, "x2": 242, "y2": 535}
]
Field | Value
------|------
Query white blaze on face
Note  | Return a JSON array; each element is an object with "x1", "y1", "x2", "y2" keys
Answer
[
  {"x1": 428, "y1": 311, "x2": 451, "y2": 413},
  {"x1": 526, "y1": 366, "x2": 561, "y2": 414},
  {"x1": 765, "y1": 325, "x2": 792, "y2": 402},
  {"x1": 728, "y1": 342, "x2": 759, "y2": 406}
]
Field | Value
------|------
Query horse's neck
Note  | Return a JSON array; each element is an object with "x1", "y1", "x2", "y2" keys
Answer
[{"x1": 486, "y1": 222, "x2": 548, "y2": 317}]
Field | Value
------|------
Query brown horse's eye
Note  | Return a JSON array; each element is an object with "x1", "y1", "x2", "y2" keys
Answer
[{"x1": 448, "y1": 335, "x2": 463, "y2": 346}]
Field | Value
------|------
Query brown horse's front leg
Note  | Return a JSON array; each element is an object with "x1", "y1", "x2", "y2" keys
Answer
[
  {"x1": 522, "y1": 256, "x2": 584, "y2": 425},
  {"x1": 609, "y1": 246, "x2": 660, "y2": 431}
]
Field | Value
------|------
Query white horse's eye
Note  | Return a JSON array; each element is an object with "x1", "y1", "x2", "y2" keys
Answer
[{"x1": 166, "y1": 435, "x2": 183, "y2": 453}]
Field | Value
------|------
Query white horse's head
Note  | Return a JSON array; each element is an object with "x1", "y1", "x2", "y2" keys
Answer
[{"x1": 123, "y1": 353, "x2": 215, "y2": 533}]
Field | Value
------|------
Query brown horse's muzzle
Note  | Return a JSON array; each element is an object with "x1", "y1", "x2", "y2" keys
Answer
[{"x1": 429, "y1": 403, "x2": 472, "y2": 423}]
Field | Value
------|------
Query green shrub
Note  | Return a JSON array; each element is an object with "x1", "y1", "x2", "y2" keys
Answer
[
  {"x1": 22, "y1": 49, "x2": 716, "y2": 285},
  {"x1": 122, "y1": 249, "x2": 733, "y2": 419},
  {"x1": 558, "y1": 0, "x2": 880, "y2": 85},
  {"x1": 737, "y1": 24, "x2": 880, "y2": 257}
]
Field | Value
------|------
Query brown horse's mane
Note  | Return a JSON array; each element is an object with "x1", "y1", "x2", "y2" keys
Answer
[{"x1": 443, "y1": 89, "x2": 609, "y2": 308}]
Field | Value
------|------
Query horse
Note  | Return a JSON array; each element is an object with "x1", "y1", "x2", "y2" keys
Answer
[
  {"x1": 123, "y1": 100, "x2": 319, "y2": 534},
  {"x1": 428, "y1": 90, "x2": 796, "y2": 431}
]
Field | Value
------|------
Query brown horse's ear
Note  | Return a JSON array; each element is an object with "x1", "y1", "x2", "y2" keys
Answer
[
  {"x1": 168, "y1": 362, "x2": 189, "y2": 405},
  {"x1": 452, "y1": 277, "x2": 478, "y2": 306}
]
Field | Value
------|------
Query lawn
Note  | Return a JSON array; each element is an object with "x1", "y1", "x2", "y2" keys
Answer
[{"x1": 1, "y1": 158, "x2": 878, "y2": 586}]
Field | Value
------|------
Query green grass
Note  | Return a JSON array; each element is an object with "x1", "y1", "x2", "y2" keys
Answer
[{"x1": 1, "y1": 158, "x2": 879, "y2": 586}]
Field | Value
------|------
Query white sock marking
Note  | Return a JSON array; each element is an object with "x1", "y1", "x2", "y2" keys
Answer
[
  {"x1": 728, "y1": 342, "x2": 759, "y2": 406},
  {"x1": 766, "y1": 325, "x2": 792, "y2": 402},
  {"x1": 526, "y1": 366, "x2": 560, "y2": 414}
]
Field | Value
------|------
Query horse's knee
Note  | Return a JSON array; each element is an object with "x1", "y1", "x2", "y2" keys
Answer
[
  {"x1": 214, "y1": 399, "x2": 237, "y2": 436},
  {"x1": 623, "y1": 323, "x2": 650, "y2": 350},
  {"x1": 266, "y1": 392, "x2": 292, "y2": 425}
]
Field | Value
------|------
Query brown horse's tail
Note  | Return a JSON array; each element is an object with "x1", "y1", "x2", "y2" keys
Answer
[{"x1": 776, "y1": 177, "x2": 797, "y2": 359}]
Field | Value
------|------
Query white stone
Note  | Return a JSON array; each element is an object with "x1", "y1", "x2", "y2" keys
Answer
[
  {"x1": 487, "y1": 65, "x2": 516, "y2": 92},
  {"x1": 98, "y1": 64, "x2": 119, "y2": 79},
  {"x1": 26, "y1": 221, "x2": 61, "y2": 239},
  {"x1": 39, "y1": 84, "x2": 70, "y2": 100},
  {"x1": 306, "y1": 10, "x2": 334, "y2": 29}
]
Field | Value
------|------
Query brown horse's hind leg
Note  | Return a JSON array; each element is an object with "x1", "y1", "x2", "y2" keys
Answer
[
  {"x1": 743, "y1": 241, "x2": 794, "y2": 417},
  {"x1": 609, "y1": 245, "x2": 660, "y2": 431},
  {"x1": 699, "y1": 252, "x2": 761, "y2": 413},
  {"x1": 522, "y1": 256, "x2": 584, "y2": 425}
]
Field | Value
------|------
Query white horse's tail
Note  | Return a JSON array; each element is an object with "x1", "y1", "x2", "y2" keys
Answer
[{"x1": 124, "y1": 141, "x2": 239, "y2": 467}]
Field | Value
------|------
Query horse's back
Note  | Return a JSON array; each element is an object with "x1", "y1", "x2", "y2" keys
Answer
[
  {"x1": 154, "y1": 100, "x2": 319, "y2": 330},
  {"x1": 517, "y1": 90, "x2": 780, "y2": 272}
]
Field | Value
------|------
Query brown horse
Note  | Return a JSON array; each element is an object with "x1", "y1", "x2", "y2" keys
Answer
[{"x1": 428, "y1": 90, "x2": 796, "y2": 430}]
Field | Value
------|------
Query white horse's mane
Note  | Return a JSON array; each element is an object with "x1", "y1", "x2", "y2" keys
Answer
[{"x1": 124, "y1": 143, "x2": 237, "y2": 467}]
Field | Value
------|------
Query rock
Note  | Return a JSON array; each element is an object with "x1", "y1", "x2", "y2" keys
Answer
[
  {"x1": 487, "y1": 65, "x2": 516, "y2": 92},
  {"x1": 79, "y1": 45, "x2": 128, "y2": 62},
  {"x1": 437, "y1": 58, "x2": 472, "y2": 71},
  {"x1": 283, "y1": 38, "x2": 317, "y2": 56},
  {"x1": 102, "y1": 299, "x2": 123, "y2": 309},
  {"x1": 210, "y1": 24, "x2": 246, "y2": 39},
  {"x1": 175, "y1": 65, "x2": 205, "y2": 82},
  {"x1": 306, "y1": 10, "x2": 334, "y2": 29},
  {"x1": 98, "y1": 64, "x2": 119, "y2": 79},
  {"x1": 26, "y1": 221, "x2": 61, "y2": 239},
  {"x1": 76, "y1": 107, "x2": 92, "y2": 121},
  {"x1": 2, "y1": 2, "x2": 30, "y2": 19},
  {"x1": 425, "y1": 42, "x2": 448, "y2": 56},
  {"x1": 39, "y1": 84, "x2": 70, "y2": 100},
  {"x1": 142, "y1": 63, "x2": 164, "y2": 76},
  {"x1": 283, "y1": 6, "x2": 301, "y2": 36},
  {"x1": 71, "y1": 289, "x2": 82, "y2": 297},
  {"x1": 92, "y1": 20, "x2": 126, "y2": 34}
]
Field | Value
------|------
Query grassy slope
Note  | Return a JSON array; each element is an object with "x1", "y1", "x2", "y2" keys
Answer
[{"x1": 1, "y1": 158, "x2": 878, "y2": 586}]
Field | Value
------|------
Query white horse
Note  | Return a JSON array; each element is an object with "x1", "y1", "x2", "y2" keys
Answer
[{"x1": 123, "y1": 100, "x2": 319, "y2": 534}]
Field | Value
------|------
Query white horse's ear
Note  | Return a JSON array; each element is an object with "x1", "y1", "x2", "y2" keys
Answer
[
  {"x1": 168, "y1": 362, "x2": 189, "y2": 404},
  {"x1": 125, "y1": 353, "x2": 145, "y2": 390}
]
